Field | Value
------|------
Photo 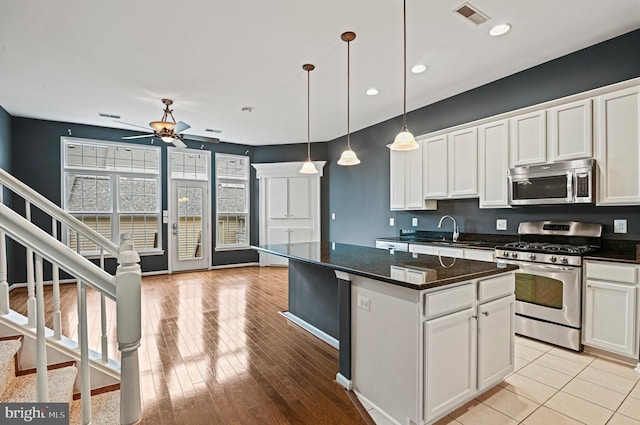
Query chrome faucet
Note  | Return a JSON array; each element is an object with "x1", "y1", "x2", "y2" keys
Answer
[{"x1": 438, "y1": 215, "x2": 459, "y2": 242}]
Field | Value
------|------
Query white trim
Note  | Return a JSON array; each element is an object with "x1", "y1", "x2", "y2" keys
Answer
[
  {"x1": 417, "y1": 76, "x2": 640, "y2": 141},
  {"x1": 353, "y1": 390, "x2": 403, "y2": 425},
  {"x1": 335, "y1": 373, "x2": 353, "y2": 390},
  {"x1": 280, "y1": 311, "x2": 339, "y2": 349},
  {"x1": 209, "y1": 262, "x2": 259, "y2": 270},
  {"x1": 252, "y1": 161, "x2": 327, "y2": 179},
  {"x1": 335, "y1": 270, "x2": 351, "y2": 281}
]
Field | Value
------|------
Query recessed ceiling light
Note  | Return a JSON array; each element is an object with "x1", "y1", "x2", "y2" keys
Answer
[
  {"x1": 366, "y1": 88, "x2": 379, "y2": 96},
  {"x1": 489, "y1": 23, "x2": 511, "y2": 36},
  {"x1": 411, "y1": 64, "x2": 427, "y2": 74}
]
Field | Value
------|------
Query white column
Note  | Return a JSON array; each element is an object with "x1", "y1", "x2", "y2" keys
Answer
[
  {"x1": 26, "y1": 202, "x2": 36, "y2": 327},
  {"x1": 0, "y1": 187, "x2": 9, "y2": 314},
  {"x1": 35, "y1": 255, "x2": 48, "y2": 402},
  {"x1": 51, "y1": 218, "x2": 61, "y2": 339},
  {"x1": 100, "y1": 249, "x2": 108, "y2": 362},
  {"x1": 79, "y1": 282, "x2": 91, "y2": 424},
  {"x1": 116, "y1": 233, "x2": 142, "y2": 425}
]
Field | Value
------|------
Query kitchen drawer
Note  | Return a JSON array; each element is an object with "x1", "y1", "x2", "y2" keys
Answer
[
  {"x1": 464, "y1": 248, "x2": 494, "y2": 262},
  {"x1": 424, "y1": 283, "x2": 475, "y2": 320},
  {"x1": 478, "y1": 273, "x2": 515, "y2": 303},
  {"x1": 410, "y1": 244, "x2": 436, "y2": 255},
  {"x1": 585, "y1": 261, "x2": 637, "y2": 284},
  {"x1": 376, "y1": 240, "x2": 409, "y2": 252},
  {"x1": 437, "y1": 246, "x2": 464, "y2": 258},
  {"x1": 390, "y1": 265, "x2": 406, "y2": 281}
]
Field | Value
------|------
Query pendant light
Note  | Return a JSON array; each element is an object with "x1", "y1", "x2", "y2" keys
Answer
[
  {"x1": 337, "y1": 31, "x2": 361, "y2": 166},
  {"x1": 388, "y1": 0, "x2": 419, "y2": 151},
  {"x1": 300, "y1": 63, "x2": 319, "y2": 174}
]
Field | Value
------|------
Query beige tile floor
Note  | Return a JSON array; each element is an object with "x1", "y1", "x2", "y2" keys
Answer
[{"x1": 363, "y1": 336, "x2": 640, "y2": 425}]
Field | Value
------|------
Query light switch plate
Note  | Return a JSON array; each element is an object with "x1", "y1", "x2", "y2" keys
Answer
[
  {"x1": 389, "y1": 218, "x2": 395, "y2": 227},
  {"x1": 496, "y1": 219, "x2": 507, "y2": 231},
  {"x1": 614, "y1": 219, "x2": 628, "y2": 234},
  {"x1": 331, "y1": 212, "x2": 336, "y2": 220},
  {"x1": 412, "y1": 217, "x2": 418, "y2": 227}
]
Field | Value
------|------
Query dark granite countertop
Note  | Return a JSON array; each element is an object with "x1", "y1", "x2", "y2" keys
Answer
[
  {"x1": 253, "y1": 242, "x2": 518, "y2": 290},
  {"x1": 584, "y1": 240, "x2": 640, "y2": 264},
  {"x1": 376, "y1": 232, "x2": 518, "y2": 251}
]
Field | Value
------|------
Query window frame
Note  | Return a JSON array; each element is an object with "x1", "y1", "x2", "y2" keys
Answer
[
  {"x1": 61, "y1": 137, "x2": 163, "y2": 255},
  {"x1": 215, "y1": 153, "x2": 250, "y2": 251}
]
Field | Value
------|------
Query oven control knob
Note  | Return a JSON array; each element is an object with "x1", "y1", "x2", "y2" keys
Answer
[
  {"x1": 502, "y1": 251, "x2": 509, "y2": 257},
  {"x1": 550, "y1": 256, "x2": 557, "y2": 263},
  {"x1": 511, "y1": 252, "x2": 518, "y2": 259},
  {"x1": 561, "y1": 257, "x2": 569, "y2": 264},
  {"x1": 529, "y1": 254, "x2": 537, "y2": 261}
]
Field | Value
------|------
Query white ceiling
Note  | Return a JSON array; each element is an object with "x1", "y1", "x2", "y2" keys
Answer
[{"x1": 1, "y1": 1, "x2": 639, "y2": 146}]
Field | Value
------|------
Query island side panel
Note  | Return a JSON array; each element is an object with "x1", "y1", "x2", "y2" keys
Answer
[
  {"x1": 288, "y1": 259, "x2": 339, "y2": 339},
  {"x1": 351, "y1": 275, "x2": 422, "y2": 425}
]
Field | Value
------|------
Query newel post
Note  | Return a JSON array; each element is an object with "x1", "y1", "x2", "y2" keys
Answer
[{"x1": 116, "y1": 233, "x2": 142, "y2": 425}]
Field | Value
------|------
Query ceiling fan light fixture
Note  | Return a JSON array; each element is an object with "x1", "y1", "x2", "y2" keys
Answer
[
  {"x1": 389, "y1": 0, "x2": 420, "y2": 152},
  {"x1": 161, "y1": 135, "x2": 175, "y2": 143},
  {"x1": 149, "y1": 120, "x2": 176, "y2": 131}
]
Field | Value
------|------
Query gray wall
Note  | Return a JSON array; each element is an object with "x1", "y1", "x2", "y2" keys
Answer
[{"x1": 327, "y1": 29, "x2": 640, "y2": 246}]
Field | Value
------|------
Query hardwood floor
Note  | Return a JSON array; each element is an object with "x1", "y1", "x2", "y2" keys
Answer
[{"x1": 10, "y1": 267, "x2": 369, "y2": 425}]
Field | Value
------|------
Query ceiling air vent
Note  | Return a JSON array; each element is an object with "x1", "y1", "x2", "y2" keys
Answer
[{"x1": 454, "y1": 3, "x2": 490, "y2": 25}]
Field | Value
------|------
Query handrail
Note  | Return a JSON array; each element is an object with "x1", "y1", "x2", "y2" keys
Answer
[
  {"x1": 0, "y1": 168, "x2": 119, "y2": 257},
  {"x1": 0, "y1": 204, "x2": 115, "y2": 299}
]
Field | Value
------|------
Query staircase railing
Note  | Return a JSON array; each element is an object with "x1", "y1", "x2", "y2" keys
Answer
[{"x1": 0, "y1": 169, "x2": 141, "y2": 425}]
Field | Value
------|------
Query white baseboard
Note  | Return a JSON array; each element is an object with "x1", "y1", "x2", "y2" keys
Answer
[
  {"x1": 279, "y1": 311, "x2": 339, "y2": 349},
  {"x1": 336, "y1": 373, "x2": 352, "y2": 390},
  {"x1": 209, "y1": 262, "x2": 259, "y2": 270}
]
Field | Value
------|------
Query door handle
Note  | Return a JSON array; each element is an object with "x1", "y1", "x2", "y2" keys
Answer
[
  {"x1": 172, "y1": 223, "x2": 178, "y2": 235},
  {"x1": 482, "y1": 311, "x2": 490, "y2": 316}
]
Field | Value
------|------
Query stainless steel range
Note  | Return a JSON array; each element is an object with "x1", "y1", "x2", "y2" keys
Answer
[{"x1": 495, "y1": 221, "x2": 602, "y2": 351}]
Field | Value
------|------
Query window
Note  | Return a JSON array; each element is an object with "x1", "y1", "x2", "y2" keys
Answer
[
  {"x1": 62, "y1": 138, "x2": 161, "y2": 254},
  {"x1": 215, "y1": 153, "x2": 249, "y2": 250}
]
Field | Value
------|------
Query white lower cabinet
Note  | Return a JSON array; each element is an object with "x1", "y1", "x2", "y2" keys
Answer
[
  {"x1": 352, "y1": 272, "x2": 515, "y2": 425},
  {"x1": 583, "y1": 260, "x2": 639, "y2": 358}
]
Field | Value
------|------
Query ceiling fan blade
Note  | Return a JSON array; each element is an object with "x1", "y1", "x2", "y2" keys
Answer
[
  {"x1": 122, "y1": 134, "x2": 153, "y2": 140},
  {"x1": 182, "y1": 134, "x2": 220, "y2": 143},
  {"x1": 173, "y1": 121, "x2": 191, "y2": 133},
  {"x1": 113, "y1": 120, "x2": 151, "y2": 130},
  {"x1": 172, "y1": 138, "x2": 187, "y2": 148}
]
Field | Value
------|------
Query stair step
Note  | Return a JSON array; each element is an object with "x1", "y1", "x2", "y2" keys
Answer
[
  {"x1": 0, "y1": 365, "x2": 77, "y2": 403},
  {"x1": 0, "y1": 337, "x2": 22, "y2": 391},
  {"x1": 69, "y1": 390, "x2": 120, "y2": 425}
]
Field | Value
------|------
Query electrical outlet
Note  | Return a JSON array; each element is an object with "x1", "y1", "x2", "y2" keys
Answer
[
  {"x1": 331, "y1": 212, "x2": 336, "y2": 220},
  {"x1": 389, "y1": 218, "x2": 395, "y2": 227},
  {"x1": 357, "y1": 295, "x2": 371, "y2": 312},
  {"x1": 496, "y1": 219, "x2": 507, "y2": 231},
  {"x1": 412, "y1": 217, "x2": 418, "y2": 227},
  {"x1": 614, "y1": 219, "x2": 628, "y2": 234}
]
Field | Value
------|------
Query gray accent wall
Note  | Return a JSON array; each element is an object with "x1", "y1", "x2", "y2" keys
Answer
[{"x1": 327, "y1": 29, "x2": 640, "y2": 246}]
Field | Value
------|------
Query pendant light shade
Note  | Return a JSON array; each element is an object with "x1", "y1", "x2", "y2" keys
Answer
[
  {"x1": 337, "y1": 31, "x2": 361, "y2": 166},
  {"x1": 388, "y1": 0, "x2": 419, "y2": 151},
  {"x1": 300, "y1": 63, "x2": 319, "y2": 174}
]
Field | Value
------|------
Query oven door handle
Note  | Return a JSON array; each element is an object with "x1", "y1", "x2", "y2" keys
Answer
[{"x1": 497, "y1": 259, "x2": 577, "y2": 272}]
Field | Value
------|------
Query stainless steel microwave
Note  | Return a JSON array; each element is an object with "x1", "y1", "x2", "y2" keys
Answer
[{"x1": 508, "y1": 159, "x2": 594, "y2": 206}]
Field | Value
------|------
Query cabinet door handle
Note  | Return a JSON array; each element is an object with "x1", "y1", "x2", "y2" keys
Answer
[
  {"x1": 587, "y1": 284, "x2": 592, "y2": 289},
  {"x1": 482, "y1": 311, "x2": 490, "y2": 316}
]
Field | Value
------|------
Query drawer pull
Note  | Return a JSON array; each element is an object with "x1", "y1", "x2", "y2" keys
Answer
[{"x1": 482, "y1": 311, "x2": 490, "y2": 316}]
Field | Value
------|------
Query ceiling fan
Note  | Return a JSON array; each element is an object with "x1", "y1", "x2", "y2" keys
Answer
[{"x1": 116, "y1": 98, "x2": 219, "y2": 148}]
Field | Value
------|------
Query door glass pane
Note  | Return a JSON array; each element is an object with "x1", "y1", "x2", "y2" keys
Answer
[
  {"x1": 177, "y1": 186, "x2": 203, "y2": 260},
  {"x1": 515, "y1": 273, "x2": 563, "y2": 309},
  {"x1": 512, "y1": 175, "x2": 568, "y2": 200},
  {"x1": 171, "y1": 152, "x2": 208, "y2": 180}
]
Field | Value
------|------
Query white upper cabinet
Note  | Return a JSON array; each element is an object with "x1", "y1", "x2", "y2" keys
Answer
[
  {"x1": 390, "y1": 141, "x2": 436, "y2": 210},
  {"x1": 548, "y1": 99, "x2": 593, "y2": 162},
  {"x1": 449, "y1": 128, "x2": 478, "y2": 198},
  {"x1": 424, "y1": 130, "x2": 478, "y2": 200},
  {"x1": 288, "y1": 177, "x2": 310, "y2": 219},
  {"x1": 267, "y1": 177, "x2": 310, "y2": 219},
  {"x1": 424, "y1": 135, "x2": 448, "y2": 198},
  {"x1": 594, "y1": 86, "x2": 640, "y2": 205},
  {"x1": 509, "y1": 110, "x2": 547, "y2": 167},
  {"x1": 478, "y1": 119, "x2": 510, "y2": 208}
]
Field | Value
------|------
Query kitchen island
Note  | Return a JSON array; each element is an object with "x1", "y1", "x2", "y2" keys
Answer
[{"x1": 253, "y1": 242, "x2": 518, "y2": 425}]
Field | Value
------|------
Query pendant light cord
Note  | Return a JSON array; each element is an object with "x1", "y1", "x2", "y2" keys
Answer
[
  {"x1": 307, "y1": 67, "x2": 311, "y2": 160},
  {"x1": 402, "y1": 0, "x2": 408, "y2": 130},
  {"x1": 347, "y1": 38, "x2": 351, "y2": 150}
]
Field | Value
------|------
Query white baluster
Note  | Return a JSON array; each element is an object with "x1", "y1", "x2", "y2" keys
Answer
[
  {"x1": 35, "y1": 255, "x2": 48, "y2": 402},
  {"x1": 26, "y1": 201, "x2": 36, "y2": 327},
  {"x1": 100, "y1": 248, "x2": 108, "y2": 362},
  {"x1": 0, "y1": 187, "x2": 8, "y2": 314},
  {"x1": 79, "y1": 282, "x2": 91, "y2": 424},
  {"x1": 116, "y1": 233, "x2": 142, "y2": 425},
  {"x1": 51, "y1": 218, "x2": 61, "y2": 339}
]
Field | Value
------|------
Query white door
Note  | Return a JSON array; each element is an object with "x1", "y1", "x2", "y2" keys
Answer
[
  {"x1": 170, "y1": 179, "x2": 210, "y2": 272},
  {"x1": 448, "y1": 128, "x2": 478, "y2": 197},
  {"x1": 479, "y1": 119, "x2": 510, "y2": 208},
  {"x1": 510, "y1": 110, "x2": 547, "y2": 166},
  {"x1": 477, "y1": 295, "x2": 515, "y2": 391},
  {"x1": 424, "y1": 135, "x2": 448, "y2": 198}
]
